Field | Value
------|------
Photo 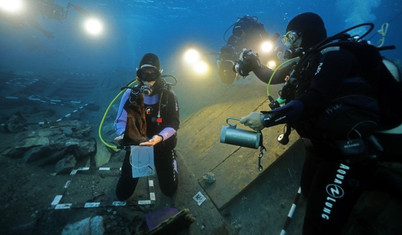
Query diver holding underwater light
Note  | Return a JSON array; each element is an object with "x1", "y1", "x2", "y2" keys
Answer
[
  {"x1": 217, "y1": 15, "x2": 280, "y2": 84},
  {"x1": 0, "y1": 0, "x2": 66, "y2": 38},
  {"x1": 234, "y1": 12, "x2": 402, "y2": 234},
  {"x1": 0, "y1": 0, "x2": 103, "y2": 38}
]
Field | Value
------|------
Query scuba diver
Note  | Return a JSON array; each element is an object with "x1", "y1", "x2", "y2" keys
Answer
[
  {"x1": 35, "y1": 0, "x2": 67, "y2": 21},
  {"x1": 227, "y1": 15, "x2": 269, "y2": 54},
  {"x1": 1, "y1": 0, "x2": 69, "y2": 38},
  {"x1": 217, "y1": 15, "x2": 279, "y2": 84},
  {"x1": 114, "y1": 53, "x2": 180, "y2": 201},
  {"x1": 236, "y1": 12, "x2": 402, "y2": 234},
  {"x1": 29, "y1": 0, "x2": 67, "y2": 38}
]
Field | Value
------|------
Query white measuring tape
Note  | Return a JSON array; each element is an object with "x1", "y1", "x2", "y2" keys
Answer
[
  {"x1": 0, "y1": 102, "x2": 90, "y2": 127},
  {"x1": 38, "y1": 103, "x2": 89, "y2": 125},
  {"x1": 3, "y1": 94, "x2": 83, "y2": 106},
  {"x1": 50, "y1": 167, "x2": 156, "y2": 210}
]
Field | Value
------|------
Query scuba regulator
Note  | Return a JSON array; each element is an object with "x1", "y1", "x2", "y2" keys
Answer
[{"x1": 137, "y1": 84, "x2": 153, "y2": 96}]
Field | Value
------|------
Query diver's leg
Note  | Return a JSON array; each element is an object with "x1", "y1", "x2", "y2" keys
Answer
[
  {"x1": 302, "y1": 157, "x2": 364, "y2": 235},
  {"x1": 300, "y1": 141, "x2": 318, "y2": 198},
  {"x1": 154, "y1": 145, "x2": 178, "y2": 196},
  {"x1": 116, "y1": 151, "x2": 139, "y2": 201}
]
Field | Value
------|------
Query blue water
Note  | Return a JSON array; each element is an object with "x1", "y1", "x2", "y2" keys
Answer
[{"x1": 0, "y1": 0, "x2": 401, "y2": 73}]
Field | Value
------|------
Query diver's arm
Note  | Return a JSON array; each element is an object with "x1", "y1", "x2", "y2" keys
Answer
[
  {"x1": 241, "y1": 50, "x2": 356, "y2": 131},
  {"x1": 158, "y1": 127, "x2": 176, "y2": 141},
  {"x1": 235, "y1": 49, "x2": 293, "y2": 84},
  {"x1": 30, "y1": 20, "x2": 54, "y2": 38},
  {"x1": 252, "y1": 63, "x2": 293, "y2": 85},
  {"x1": 167, "y1": 90, "x2": 180, "y2": 130},
  {"x1": 240, "y1": 100, "x2": 304, "y2": 131},
  {"x1": 140, "y1": 90, "x2": 180, "y2": 146},
  {"x1": 260, "y1": 100, "x2": 303, "y2": 127},
  {"x1": 159, "y1": 90, "x2": 180, "y2": 141},
  {"x1": 114, "y1": 89, "x2": 130, "y2": 136},
  {"x1": 260, "y1": 51, "x2": 355, "y2": 126},
  {"x1": 252, "y1": 65, "x2": 273, "y2": 84}
]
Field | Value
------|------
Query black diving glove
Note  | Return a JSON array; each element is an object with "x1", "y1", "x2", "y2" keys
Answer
[{"x1": 233, "y1": 49, "x2": 261, "y2": 76}]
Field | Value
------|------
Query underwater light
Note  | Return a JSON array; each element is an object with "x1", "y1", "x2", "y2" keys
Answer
[
  {"x1": 83, "y1": 17, "x2": 104, "y2": 36},
  {"x1": 0, "y1": 0, "x2": 24, "y2": 14},
  {"x1": 183, "y1": 48, "x2": 201, "y2": 64},
  {"x1": 193, "y1": 60, "x2": 209, "y2": 75},
  {"x1": 267, "y1": 60, "x2": 277, "y2": 70},
  {"x1": 261, "y1": 41, "x2": 274, "y2": 53}
]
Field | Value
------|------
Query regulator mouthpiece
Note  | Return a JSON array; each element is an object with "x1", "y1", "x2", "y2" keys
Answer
[{"x1": 140, "y1": 85, "x2": 152, "y2": 96}]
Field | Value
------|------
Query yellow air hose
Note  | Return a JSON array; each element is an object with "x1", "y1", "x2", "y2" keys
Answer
[
  {"x1": 266, "y1": 57, "x2": 300, "y2": 98},
  {"x1": 376, "y1": 22, "x2": 389, "y2": 48},
  {"x1": 98, "y1": 79, "x2": 138, "y2": 149}
]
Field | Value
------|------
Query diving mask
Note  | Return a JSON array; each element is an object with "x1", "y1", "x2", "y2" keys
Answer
[
  {"x1": 137, "y1": 65, "x2": 161, "y2": 82},
  {"x1": 281, "y1": 31, "x2": 301, "y2": 48}
]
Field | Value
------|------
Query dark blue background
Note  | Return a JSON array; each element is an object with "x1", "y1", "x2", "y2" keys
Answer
[{"x1": 0, "y1": 0, "x2": 401, "y2": 73}]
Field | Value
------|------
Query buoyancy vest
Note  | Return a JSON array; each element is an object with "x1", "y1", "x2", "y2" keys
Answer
[{"x1": 290, "y1": 41, "x2": 401, "y2": 139}]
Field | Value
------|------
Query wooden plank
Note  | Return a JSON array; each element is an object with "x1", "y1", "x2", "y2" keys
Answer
[
  {"x1": 177, "y1": 83, "x2": 267, "y2": 177},
  {"x1": 176, "y1": 80, "x2": 300, "y2": 210},
  {"x1": 199, "y1": 128, "x2": 299, "y2": 209}
]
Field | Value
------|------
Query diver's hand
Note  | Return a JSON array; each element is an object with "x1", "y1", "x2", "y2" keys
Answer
[
  {"x1": 114, "y1": 134, "x2": 124, "y2": 141},
  {"x1": 234, "y1": 49, "x2": 261, "y2": 76},
  {"x1": 240, "y1": 112, "x2": 264, "y2": 131},
  {"x1": 140, "y1": 135, "x2": 163, "y2": 146}
]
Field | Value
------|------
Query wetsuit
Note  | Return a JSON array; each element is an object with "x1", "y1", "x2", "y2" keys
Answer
[
  {"x1": 218, "y1": 16, "x2": 271, "y2": 84},
  {"x1": 114, "y1": 85, "x2": 180, "y2": 200},
  {"x1": 227, "y1": 16, "x2": 269, "y2": 54},
  {"x1": 253, "y1": 46, "x2": 399, "y2": 234}
]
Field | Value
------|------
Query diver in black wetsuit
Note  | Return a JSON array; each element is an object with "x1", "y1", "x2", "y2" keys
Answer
[
  {"x1": 226, "y1": 15, "x2": 269, "y2": 54},
  {"x1": 236, "y1": 12, "x2": 402, "y2": 234},
  {"x1": 0, "y1": 0, "x2": 68, "y2": 38},
  {"x1": 114, "y1": 53, "x2": 180, "y2": 201},
  {"x1": 218, "y1": 15, "x2": 273, "y2": 84}
]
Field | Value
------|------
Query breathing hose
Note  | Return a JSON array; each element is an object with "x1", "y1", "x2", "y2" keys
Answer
[
  {"x1": 98, "y1": 79, "x2": 138, "y2": 149},
  {"x1": 266, "y1": 57, "x2": 300, "y2": 98},
  {"x1": 98, "y1": 75, "x2": 177, "y2": 149}
]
